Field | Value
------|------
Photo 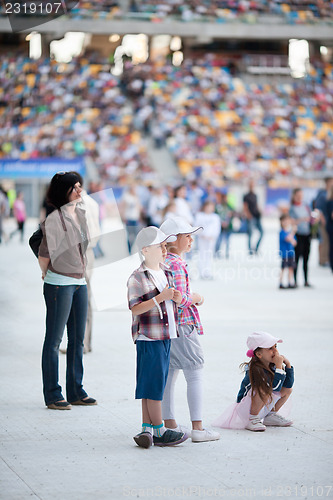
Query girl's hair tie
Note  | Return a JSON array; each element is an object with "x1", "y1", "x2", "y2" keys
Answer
[{"x1": 246, "y1": 349, "x2": 254, "y2": 358}]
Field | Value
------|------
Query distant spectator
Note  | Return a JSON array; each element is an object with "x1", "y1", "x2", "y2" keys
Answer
[
  {"x1": 9, "y1": 192, "x2": 26, "y2": 243},
  {"x1": 289, "y1": 188, "x2": 312, "y2": 287},
  {"x1": 215, "y1": 190, "x2": 234, "y2": 259},
  {"x1": 314, "y1": 177, "x2": 333, "y2": 267},
  {"x1": 243, "y1": 180, "x2": 264, "y2": 255},
  {"x1": 279, "y1": 214, "x2": 297, "y2": 289}
]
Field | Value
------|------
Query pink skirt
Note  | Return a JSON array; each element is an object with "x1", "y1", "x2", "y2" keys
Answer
[{"x1": 211, "y1": 391, "x2": 287, "y2": 429}]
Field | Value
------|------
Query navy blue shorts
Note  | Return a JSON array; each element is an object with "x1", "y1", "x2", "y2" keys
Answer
[
  {"x1": 135, "y1": 339, "x2": 171, "y2": 401},
  {"x1": 281, "y1": 256, "x2": 296, "y2": 269}
]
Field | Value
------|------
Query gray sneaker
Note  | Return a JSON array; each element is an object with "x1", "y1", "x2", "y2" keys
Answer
[
  {"x1": 133, "y1": 432, "x2": 153, "y2": 449},
  {"x1": 153, "y1": 429, "x2": 189, "y2": 447}
]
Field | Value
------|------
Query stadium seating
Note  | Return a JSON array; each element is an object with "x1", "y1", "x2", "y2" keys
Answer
[{"x1": 1, "y1": 53, "x2": 332, "y2": 184}]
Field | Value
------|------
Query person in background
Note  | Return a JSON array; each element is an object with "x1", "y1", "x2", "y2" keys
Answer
[
  {"x1": 120, "y1": 184, "x2": 142, "y2": 252},
  {"x1": 324, "y1": 185, "x2": 333, "y2": 273},
  {"x1": 72, "y1": 172, "x2": 100, "y2": 354},
  {"x1": 10, "y1": 191, "x2": 26, "y2": 243},
  {"x1": 243, "y1": 180, "x2": 264, "y2": 255},
  {"x1": 314, "y1": 177, "x2": 333, "y2": 267},
  {"x1": 279, "y1": 214, "x2": 297, "y2": 289},
  {"x1": 195, "y1": 201, "x2": 221, "y2": 280},
  {"x1": 0, "y1": 185, "x2": 9, "y2": 244},
  {"x1": 173, "y1": 185, "x2": 194, "y2": 224},
  {"x1": 215, "y1": 189, "x2": 234, "y2": 259},
  {"x1": 289, "y1": 188, "x2": 312, "y2": 287}
]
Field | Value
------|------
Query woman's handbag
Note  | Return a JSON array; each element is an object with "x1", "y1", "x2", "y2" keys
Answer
[{"x1": 29, "y1": 226, "x2": 43, "y2": 258}]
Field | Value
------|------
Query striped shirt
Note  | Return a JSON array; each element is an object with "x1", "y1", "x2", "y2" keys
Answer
[
  {"x1": 127, "y1": 261, "x2": 178, "y2": 343},
  {"x1": 164, "y1": 253, "x2": 203, "y2": 335}
]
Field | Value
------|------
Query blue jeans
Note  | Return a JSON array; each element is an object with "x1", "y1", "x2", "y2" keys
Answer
[
  {"x1": 247, "y1": 217, "x2": 263, "y2": 253},
  {"x1": 42, "y1": 283, "x2": 88, "y2": 405},
  {"x1": 215, "y1": 230, "x2": 231, "y2": 258}
]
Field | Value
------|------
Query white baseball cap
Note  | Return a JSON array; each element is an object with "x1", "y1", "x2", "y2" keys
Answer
[
  {"x1": 134, "y1": 226, "x2": 177, "y2": 252},
  {"x1": 246, "y1": 331, "x2": 282, "y2": 357},
  {"x1": 160, "y1": 217, "x2": 203, "y2": 236}
]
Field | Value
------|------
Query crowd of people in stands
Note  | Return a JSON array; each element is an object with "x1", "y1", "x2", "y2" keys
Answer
[
  {"x1": 129, "y1": 0, "x2": 333, "y2": 23},
  {"x1": 0, "y1": 54, "x2": 154, "y2": 185},
  {"x1": 123, "y1": 56, "x2": 333, "y2": 183},
  {"x1": 1, "y1": 52, "x2": 333, "y2": 185},
  {"x1": 1, "y1": 0, "x2": 332, "y2": 22}
]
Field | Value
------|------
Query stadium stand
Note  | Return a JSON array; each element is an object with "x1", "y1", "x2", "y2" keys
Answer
[
  {"x1": 1, "y1": 51, "x2": 332, "y2": 184},
  {"x1": 0, "y1": 55, "x2": 154, "y2": 184},
  {"x1": 0, "y1": 0, "x2": 332, "y2": 23}
]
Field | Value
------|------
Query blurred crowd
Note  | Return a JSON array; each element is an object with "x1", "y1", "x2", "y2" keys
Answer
[
  {"x1": 124, "y1": 56, "x2": 333, "y2": 182},
  {"x1": 0, "y1": 54, "x2": 154, "y2": 185},
  {"x1": 130, "y1": 0, "x2": 333, "y2": 23},
  {"x1": 1, "y1": 0, "x2": 332, "y2": 22},
  {"x1": 1, "y1": 54, "x2": 333, "y2": 187}
]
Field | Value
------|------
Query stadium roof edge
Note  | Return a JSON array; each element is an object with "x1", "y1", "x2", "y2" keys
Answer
[{"x1": 0, "y1": 18, "x2": 333, "y2": 41}]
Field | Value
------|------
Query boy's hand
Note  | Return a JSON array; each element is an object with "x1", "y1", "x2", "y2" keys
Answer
[
  {"x1": 159, "y1": 285, "x2": 175, "y2": 302},
  {"x1": 172, "y1": 289, "x2": 182, "y2": 304}
]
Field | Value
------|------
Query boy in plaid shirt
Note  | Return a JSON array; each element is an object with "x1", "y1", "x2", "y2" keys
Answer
[
  {"x1": 159, "y1": 217, "x2": 220, "y2": 443},
  {"x1": 127, "y1": 226, "x2": 189, "y2": 448}
]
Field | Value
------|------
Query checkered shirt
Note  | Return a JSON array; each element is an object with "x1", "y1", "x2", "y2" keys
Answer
[
  {"x1": 127, "y1": 262, "x2": 179, "y2": 343},
  {"x1": 165, "y1": 253, "x2": 203, "y2": 335}
]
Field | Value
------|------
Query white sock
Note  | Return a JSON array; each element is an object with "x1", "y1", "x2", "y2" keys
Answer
[
  {"x1": 142, "y1": 423, "x2": 153, "y2": 434},
  {"x1": 153, "y1": 424, "x2": 166, "y2": 437}
]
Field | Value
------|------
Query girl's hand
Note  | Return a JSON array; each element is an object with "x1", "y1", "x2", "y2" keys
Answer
[
  {"x1": 191, "y1": 292, "x2": 201, "y2": 304},
  {"x1": 282, "y1": 355, "x2": 291, "y2": 369},
  {"x1": 196, "y1": 296, "x2": 204, "y2": 306},
  {"x1": 172, "y1": 289, "x2": 182, "y2": 304},
  {"x1": 274, "y1": 353, "x2": 284, "y2": 369},
  {"x1": 159, "y1": 285, "x2": 174, "y2": 302}
]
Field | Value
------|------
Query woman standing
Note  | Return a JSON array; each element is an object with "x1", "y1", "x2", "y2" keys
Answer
[
  {"x1": 289, "y1": 188, "x2": 312, "y2": 287},
  {"x1": 38, "y1": 172, "x2": 97, "y2": 409}
]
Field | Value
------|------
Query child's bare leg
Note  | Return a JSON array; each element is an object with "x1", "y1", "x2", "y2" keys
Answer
[
  {"x1": 164, "y1": 418, "x2": 177, "y2": 428},
  {"x1": 250, "y1": 392, "x2": 267, "y2": 415},
  {"x1": 141, "y1": 399, "x2": 151, "y2": 424},
  {"x1": 273, "y1": 387, "x2": 292, "y2": 413},
  {"x1": 146, "y1": 399, "x2": 163, "y2": 426},
  {"x1": 288, "y1": 267, "x2": 294, "y2": 285}
]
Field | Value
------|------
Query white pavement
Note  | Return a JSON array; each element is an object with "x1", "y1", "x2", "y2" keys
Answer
[{"x1": 1, "y1": 218, "x2": 332, "y2": 500}]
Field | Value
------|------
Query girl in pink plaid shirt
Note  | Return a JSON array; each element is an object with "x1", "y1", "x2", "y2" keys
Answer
[{"x1": 160, "y1": 217, "x2": 220, "y2": 443}]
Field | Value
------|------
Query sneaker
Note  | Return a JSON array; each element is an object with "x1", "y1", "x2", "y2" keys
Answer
[
  {"x1": 279, "y1": 284, "x2": 286, "y2": 289},
  {"x1": 263, "y1": 412, "x2": 293, "y2": 427},
  {"x1": 133, "y1": 432, "x2": 153, "y2": 449},
  {"x1": 245, "y1": 416, "x2": 266, "y2": 432},
  {"x1": 165, "y1": 424, "x2": 191, "y2": 435},
  {"x1": 191, "y1": 429, "x2": 220, "y2": 442},
  {"x1": 153, "y1": 429, "x2": 189, "y2": 447}
]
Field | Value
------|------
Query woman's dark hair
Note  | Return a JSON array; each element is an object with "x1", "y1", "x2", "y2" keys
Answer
[
  {"x1": 240, "y1": 348, "x2": 274, "y2": 404},
  {"x1": 46, "y1": 172, "x2": 80, "y2": 209},
  {"x1": 291, "y1": 188, "x2": 302, "y2": 205}
]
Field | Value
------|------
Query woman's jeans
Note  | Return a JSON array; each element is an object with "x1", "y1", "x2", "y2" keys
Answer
[{"x1": 42, "y1": 283, "x2": 88, "y2": 405}]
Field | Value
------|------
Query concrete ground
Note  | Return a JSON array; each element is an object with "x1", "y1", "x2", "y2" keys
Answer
[{"x1": 1, "y1": 217, "x2": 332, "y2": 500}]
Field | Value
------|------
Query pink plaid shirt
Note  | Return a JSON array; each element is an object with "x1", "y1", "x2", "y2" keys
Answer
[{"x1": 165, "y1": 253, "x2": 203, "y2": 335}]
